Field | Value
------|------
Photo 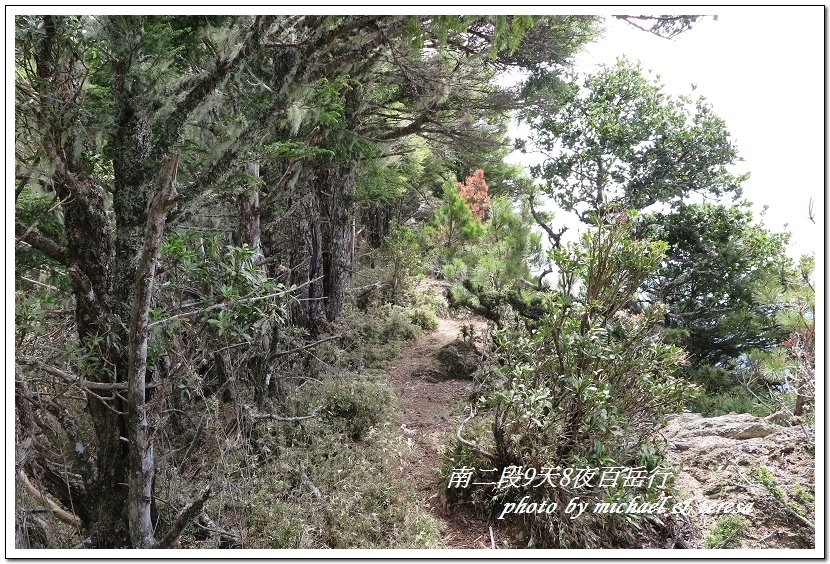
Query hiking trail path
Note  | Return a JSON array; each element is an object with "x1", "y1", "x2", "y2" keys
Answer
[{"x1": 388, "y1": 279, "x2": 505, "y2": 549}]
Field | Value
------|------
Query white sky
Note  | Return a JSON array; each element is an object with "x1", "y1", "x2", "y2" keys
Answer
[{"x1": 506, "y1": 9, "x2": 824, "y2": 259}]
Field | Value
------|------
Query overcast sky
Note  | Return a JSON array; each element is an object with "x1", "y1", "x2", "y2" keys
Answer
[{"x1": 506, "y1": 9, "x2": 823, "y2": 259}]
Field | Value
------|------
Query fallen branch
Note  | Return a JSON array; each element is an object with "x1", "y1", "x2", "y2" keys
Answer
[
  {"x1": 194, "y1": 511, "x2": 241, "y2": 548},
  {"x1": 272, "y1": 335, "x2": 341, "y2": 358},
  {"x1": 156, "y1": 484, "x2": 213, "y2": 549},
  {"x1": 456, "y1": 406, "x2": 497, "y2": 462},
  {"x1": 18, "y1": 470, "x2": 82, "y2": 529}
]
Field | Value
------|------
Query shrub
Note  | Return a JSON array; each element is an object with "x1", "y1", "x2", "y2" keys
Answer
[
  {"x1": 689, "y1": 387, "x2": 778, "y2": 417},
  {"x1": 703, "y1": 516, "x2": 747, "y2": 548},
  {"x1": 380, "y1": 221, "x2": 422, "y2": 305},
  {"x1": 336, "y1": 304, "x2": 422, "y2": 369},
  {"x1": 241, "y1": 371, "x2": 440, "y2": 549},
  {"x1": 450, "y1": 219, "x2": 699, "y2": 547},
  {"x1": 457, "y1": 168, "x2": 490, "y2": 220},
  {"x1": 323, "y1": 372, "x2": 393, "y2": 440},
  {"x1": 407, "y1": 306, "x2": 438, "y2": 331},
  {"x1": 431, "y1": 182, "x2": 484, "y2": 263}
]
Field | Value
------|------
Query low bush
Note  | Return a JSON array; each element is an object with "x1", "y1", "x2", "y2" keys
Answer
[
  {"x1": 703, "y1": 516, "x2": 747, "y2": 548},
  {"x1": 445, "y1": 220, "x2": 699, "y2": 547}
]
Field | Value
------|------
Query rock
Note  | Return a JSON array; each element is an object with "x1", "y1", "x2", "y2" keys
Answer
[
  {"x1": 430, "y1": 339, "x2": 481, "y2": 380},
  {"x1": 664, "y1": 412, "x2": 814, "y2": 549},
  {"x1": 416, "y1": 367, "x2": 446, "y2": 383},
  {"x1": 672, "y1": 413, "x2": 778, "y2": 440}
]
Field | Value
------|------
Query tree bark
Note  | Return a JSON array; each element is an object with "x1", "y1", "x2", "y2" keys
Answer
[
  {"x1": 237, "y1": 162, "x2": 263, "y2": 261},
  {"x1": 319, "y1": 163, "x2": 358, "y2": 321},
  {"x1": 288, "y1": 176, "x2": 326, "y2": 330},
  {"x1": 31, "y1": 16, "x2": 130, "y2": 547},
  {"x1": 126, "y1": 154, "x2": 180, "y2": 548}
]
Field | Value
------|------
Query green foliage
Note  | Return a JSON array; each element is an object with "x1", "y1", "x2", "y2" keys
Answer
[
  {"x1": 460, "y1": 323, "x2": 476, "y2": 344},
  {"x1": 749, "y1": 253, "x2": 815, "y2": 416},
  {"x1": 380, "y1": 222, "x2": 422, "y2": 305},
  {"x1": 639, "y1": 203, "x2": 791, "y2": 374},
  {"x1": 455, "y1": 221, "x2": 698, "y2": 547},
  {"x1": 436, "y1": 194, "x2": 543, "y2": 325},
  {"x1": 241, "y1": 370, "x2": 440, "y2": 549},
  {"x1": 14, "y1": 191, "x2": 67, "y2": 280},
  {"x1": 524, "y1": 58, "x2": 746, "y2": 221},
  {"x1": 431, "y1": 182, "x2": 484, "y2": 262},
  {"x1": 749, "y1": 464, "x2": 814, "y2": 528},
  {"x1": 323, "y1": 371, "x2": 393, "y2": 441},
  {"x1": 703, "y1": 515, "x2": 746, "y2": 548},
  {"x1": 158, "y1": 232, "x2": 289, "y2": 347},
  {"x1": 407, "y1": 306, "x2": 438, "y2": 332},
  {"x1": 792, "y1": 485, "x2": 815, "y2": 507},
  {"x1": 468, "y1": 196, "x2": 542, "y2": 290},
  {"x1": 260, "y1": 140, "x2": 334, "y2": 160},
  {"x1": 750, "y1": 464, "x2": 786, "y2": 501},
  {"x1": 308, "y1": 76, "x2": 353, "y2": 128},
  {"x1": 688, "y1": 387, "x2": 782, "y2": 418},
  {"x1": 336, "y1": 304, "x2": 422, "y2": 369},
  {"x1": 15, "y1": 289, "x2": 59, "y2": 345}
]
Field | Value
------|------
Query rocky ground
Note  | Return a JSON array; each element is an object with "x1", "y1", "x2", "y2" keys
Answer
[{"x1": 664, "y1": 412, "x2": 816, "y2": 549}]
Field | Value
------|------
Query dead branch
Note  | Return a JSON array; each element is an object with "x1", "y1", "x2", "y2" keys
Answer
[
  {"x1": 18, "y1": 470, "x2": 82, "y2": 529},
  {"x1": 528, "y1": 190, "x2": 567, "y2": 249},
  {"x1": 15, "y1": 220, "x2": 68, "y2": 265},
  {"x1": 148, "y1": 276, "x2": 322, "y2": 329},
  {"x1": 194, "y1": 510, "x2": 241, "y2": 548},
  {"x1": 457, "y1": 406, "x2": 497, "y2": 462},
  {"x1": 127, "y1": 152, "x2": 181, "y2": 548},
  {"x1": 271, "y1": 334, "x2": 342, "y2": 358},
  {"x1": 242, "y1": 403, "x2": 323, "y2": 422},
  {"x1": 16, "y1": 356, "x2": 161, "y2": 394},
  {"x1": 155, "y1": 484, "x2": 214, "y2": 549}
]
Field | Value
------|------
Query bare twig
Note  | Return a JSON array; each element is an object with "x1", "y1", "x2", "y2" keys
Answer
[
  {"x1": 148, "y1": 276, "x2": 322, "y2": 329},
  {"x1": 527, "y1": 191, "x2": 567, "y2": 250},
  {"x1": 271, "y1": 335, "x2": 342, "y2": 358},
  {"x1": 299, "y1": 470, "x2": 323, "y2": 500},
  {"x1": 243, "y1": 403, "x2": 323, "y2": 422},
  {"x1": 457, "y1": 406, "x2": 497, "y2": 462},
  {"x1": 16, "y1": 355, "x2": 161, "y2": 392},
  {"x1": 18, "y1": 276, "x2": 59, "y2": 292}
]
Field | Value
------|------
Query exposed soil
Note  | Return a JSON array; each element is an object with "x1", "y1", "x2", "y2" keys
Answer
[{"x1": 388, "y1": 281, "x2": 497, "y2": 548}]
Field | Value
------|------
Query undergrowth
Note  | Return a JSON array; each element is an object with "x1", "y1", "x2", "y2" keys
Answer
[{"x1": 162, "y1": 284, "x2": 442, "y2": 548}]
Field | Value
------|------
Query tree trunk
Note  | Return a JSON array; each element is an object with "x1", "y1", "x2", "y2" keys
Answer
[
  {"x1": 288, "y1": 177, "x2": 326, "y2": 330},
  {"x1": 237, "y1": 162, "x2": 263, "y2": 261},
  {"x1": 366, "y1": 202, "x2": 393, "y2": 249},
  {"x1": 319, "y1": 163, "x2": 358, "y2": 321},
  {"x1": 126, "y1": 154, "x2": 179, "y2": 548},
  {"x1": 33, "y1": 16, "x2": 131, "y2": 547}
]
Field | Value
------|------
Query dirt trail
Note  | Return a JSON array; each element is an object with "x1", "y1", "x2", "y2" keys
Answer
[{"x1": 388, "y1": 282, "x2": 495, "y2": 549}]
